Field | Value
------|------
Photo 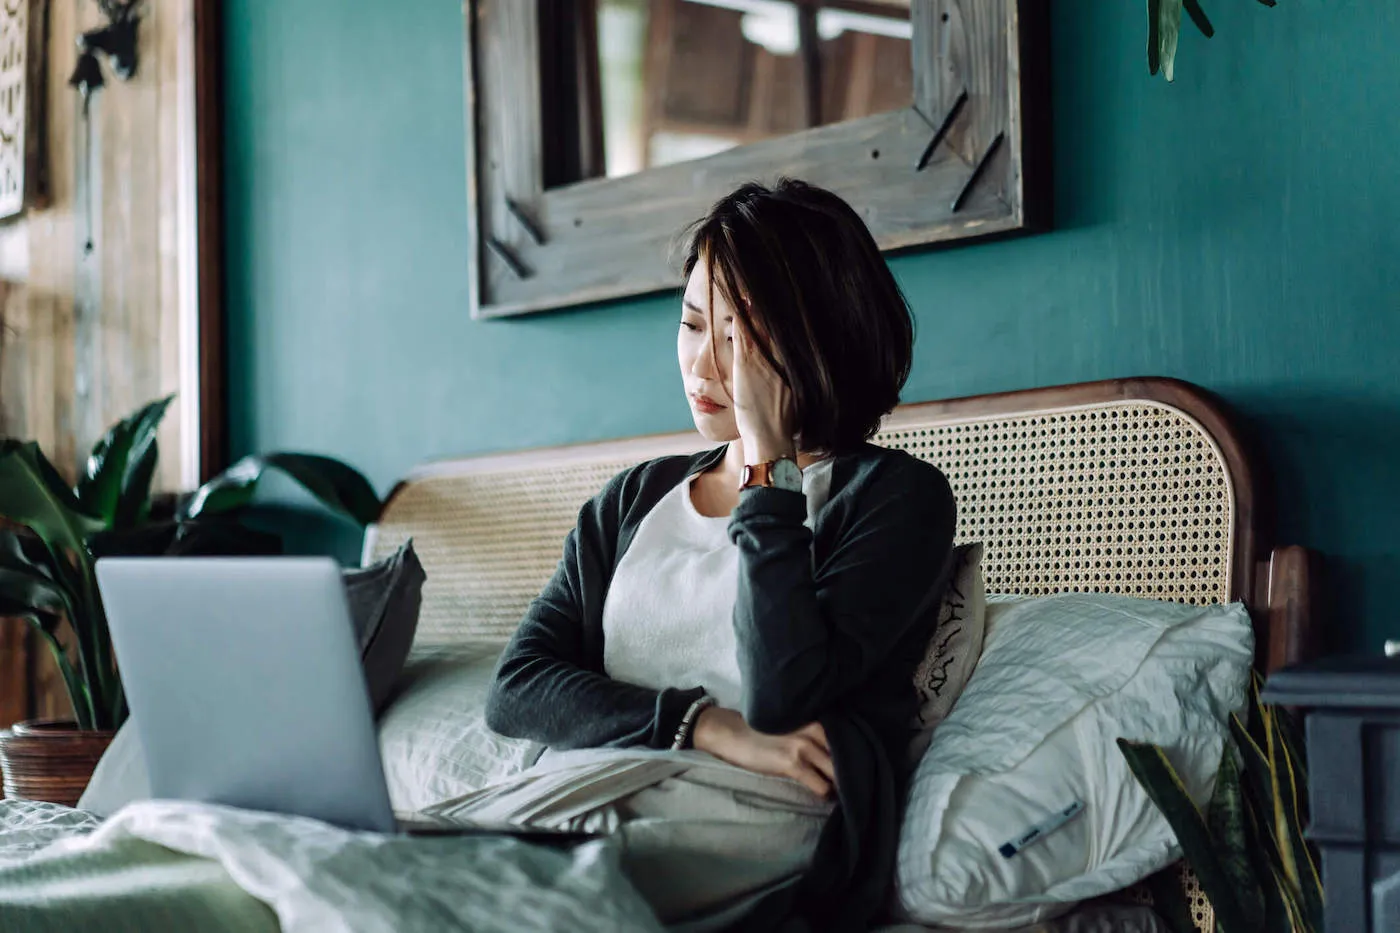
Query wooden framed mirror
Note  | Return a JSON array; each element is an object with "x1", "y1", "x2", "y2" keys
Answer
[{"x1": 465, "y1": 0, "x2": 1049, "y2": 318}]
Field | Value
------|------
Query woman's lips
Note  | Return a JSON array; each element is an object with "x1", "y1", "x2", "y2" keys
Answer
[{"x1": 691, "y1": 394, "x2": 726, "y2": 415}]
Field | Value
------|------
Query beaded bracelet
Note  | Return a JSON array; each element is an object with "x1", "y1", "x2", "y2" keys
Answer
[{"x1": 671, "y1": 694, "x2": 717, "y2": 751}]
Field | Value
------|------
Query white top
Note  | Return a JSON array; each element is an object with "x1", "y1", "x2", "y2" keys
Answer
[{"x1": 601, "y1": 459, "x2": 835, "y2": 710}]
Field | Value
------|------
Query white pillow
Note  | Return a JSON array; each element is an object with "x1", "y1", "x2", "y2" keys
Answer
[
  {"x1": 378, "y1": 647, "x2": 543, "y2": 813},
  {"x1": 909, "y1": 542, "x2": 987, "y2": 760},
  {"x1": 80, "y1": 646, "x2": 542, "y2": 817},
  {"x1": 894, "y1": 593, "x2": 1254, "y2": 929}
]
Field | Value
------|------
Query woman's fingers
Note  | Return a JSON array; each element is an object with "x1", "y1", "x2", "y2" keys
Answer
[
  {"x1": 731, "y1": 315, "x2": 751, "y2": 404},
  {"x1": 801, "y1": 741, "x2": 837, "y2": 790},
  {"x1": 800, "y1": 722, "x2": 830, "y2": 754},
  {"x1": 788, "y1": 760, "x2": 832, "y2": 799}
]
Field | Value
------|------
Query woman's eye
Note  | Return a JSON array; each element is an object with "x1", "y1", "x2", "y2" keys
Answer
[{"x1": 679, "y1": 321, "x2": 699, "y2": 332}]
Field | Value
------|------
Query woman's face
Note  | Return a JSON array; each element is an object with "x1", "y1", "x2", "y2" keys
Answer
[{"x1": 678, "y1": 260, "x2": 740, "y2": 442}]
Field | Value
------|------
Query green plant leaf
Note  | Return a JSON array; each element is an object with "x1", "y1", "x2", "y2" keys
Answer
[
  {"x1": 1206, "y1": 744, "x2": 1265, "y2": 926},
  {"x1": 0, "y1": 523, "x2": 112, "y2": 726},
  {"x1": 1147, "y1": 0, "x2": 1162, "y2": 74},
  {"x1": 1148, "y1": 0, "x2": 1184, "y2": 81},
  {"x1": 1183, "y1": 0, "x2": 1214, "y2": 37},
  {"x1": 1233, "y1": 693, "x2": 1323, "y2": 933},
  {"x1": 74, "y1": 395, "x2": 174, "y2": 530},
  {"x1": 1264, "y1": 702, "x2": 1324, "y2": 928},
  {"x1": 0, "y1": 554, "x2": 106, "y2": 729},
  {"x1": 0, "y1": 441, "x2": 103, "y2": 563},
  {"x1": 1231, "y1": 712, "x2": 1280, "y2": 832},
  {"x1": 0, "y1": 444, "x2": 114, "y2": 728},
  {"x1": 0, "y1": 565, "x2": 74, "y2": 620},
  {"x1": 183, "y1": 453, "x2": 381, "y2": 526},
  {"x1": 1268, "y1": 860, "x2": 1307, "y2": 932},
  {"x1": 1143, "y1": 866, "x2": 1199, "y2": 933},
  {"x1": 114, "y1": 438, "x2": 160, "y2": 528},
  {"x1": 1244, "y1": 798, "x2": 1292, "y2": 933},
  {"x1": 2, "y1": 614, "x2": 95, "y2": 730},
  {"x1": 1231, "y1": 711, "x2": 1296, "y2": 895},
  {"x1": 89, "y1": 519, "x2": 283, "y2": 559},
  {"x1": 1117, "y1": 738, "x2": 1257, "y2": 933},
  {"x1": 0, "y1": 527, "x2": 56, "y2": 581}
]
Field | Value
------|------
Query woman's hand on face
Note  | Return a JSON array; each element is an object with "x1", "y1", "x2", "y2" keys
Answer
[
  {"x1": 691, "y1": 705, "x2": 836, "y2": 800},
  {"x1": 730, "y1": 314, "x2": 797, "y2": 464}
]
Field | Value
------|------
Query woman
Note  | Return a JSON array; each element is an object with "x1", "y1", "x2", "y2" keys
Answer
[{"x1": 485, "y1": 179, "x2": 956, "y2": 932}]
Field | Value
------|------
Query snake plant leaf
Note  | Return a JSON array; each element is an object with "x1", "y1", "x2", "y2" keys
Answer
[
  {"x1": 1206, "y1": 744, "x2": 1265, "y2": 927},
  {"x1": 1268, "y1": 860, "x2": 1308, "y2": 932},
  {"x1": 1256, "y1": 705, "x2": 1303, "y2": 891},
  {"x1": 1183, "y1": 0, "x2": 1214, "y2": 37},
  {"x1": 1232, "y1": 705, "x2": 1323, "y2": 933},
  {"x1": 0, "y1": 441, "x2": 103, "y2": 564},
  {"x1": 1143, "y1": 866, "x2": 1199, "y2": 933},
  {"x1": 1232, "y1": 713, "x2": 1280, "y2": 833},
  {"x1": 1265, "y1": 691, "x2": 1311, "y2": 814},
  {"x1": 74, "y1": 394, "x2": 174, "y2": 530},
  {"x1": 1244, "y1": 800, "x2": 1292, "y2": 933},
  {"x1": 1117, "y1": 738, "x2": 1258, "y2": 933},
  {"x1": 183, "y1": 453, "x2": 381, "y2": 526},
  {"x1": 1265, "y1": 703, "x2": 1324, "y2": 927}
]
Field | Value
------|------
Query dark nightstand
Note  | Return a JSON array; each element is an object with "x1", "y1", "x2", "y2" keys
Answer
[{"x1": 1263, "y1": 655, "x2": 1400, "y2": 933}]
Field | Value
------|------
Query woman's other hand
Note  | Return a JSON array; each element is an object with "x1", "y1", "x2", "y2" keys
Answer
[
  {"x1": 692, "y1": 705, "x2": 835, "y2": 799},
  {"x1": 730, "y1": 314, "x2": 797, "y2": 464}
]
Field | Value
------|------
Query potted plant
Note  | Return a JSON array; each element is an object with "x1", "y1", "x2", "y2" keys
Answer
[
  {"x1": 1118, "y1": 674, "x2": 1324, "y2": 933},
  {"x1": 0, "y1": 396, "x2": 380, "y2": 805}
]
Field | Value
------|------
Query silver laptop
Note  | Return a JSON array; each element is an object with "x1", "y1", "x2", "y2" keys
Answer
[{"x1": 95, "y1": 556, "x2": 591, "y2": 841}]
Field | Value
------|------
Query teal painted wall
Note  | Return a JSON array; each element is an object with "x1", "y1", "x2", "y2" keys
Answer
[{"x1": 225, "y1": 1, "x2": 1400, "y2": 651}]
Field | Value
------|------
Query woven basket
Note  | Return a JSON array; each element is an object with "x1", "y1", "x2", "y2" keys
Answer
[{"x1": 0, "y1": 720, "x2": 114, "y2": 807}]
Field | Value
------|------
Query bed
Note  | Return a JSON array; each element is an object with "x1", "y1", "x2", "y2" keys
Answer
[{"x1": 0, "y1": 376, "x2": 1320, "y2": 932}]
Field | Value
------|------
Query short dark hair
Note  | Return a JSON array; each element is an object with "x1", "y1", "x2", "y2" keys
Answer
[{"x1": 682, "y1": 178, "x2": 915, "y2": 453}]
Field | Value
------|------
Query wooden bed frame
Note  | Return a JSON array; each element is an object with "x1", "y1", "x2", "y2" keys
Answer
[{"x1": 366, "y1": 376, "x2": 1321, "y2": 931}]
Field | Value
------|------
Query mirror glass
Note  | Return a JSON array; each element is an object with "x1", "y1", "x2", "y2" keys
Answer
[{"x1": 594, "y1": 0, "x2": 913, "y2": 178}]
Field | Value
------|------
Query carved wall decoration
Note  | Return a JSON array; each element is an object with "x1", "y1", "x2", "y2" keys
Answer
[
  {"x1": 464, "y1": 0, "x2": 1050, "y2": 318},
  {"x1": 0, "y1": 0, "x2": 48, "y2": 219}
]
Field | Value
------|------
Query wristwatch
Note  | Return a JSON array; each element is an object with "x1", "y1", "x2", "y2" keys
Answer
[{"x1": 739, "y1": 457, "x2": 803, "y2": 492}]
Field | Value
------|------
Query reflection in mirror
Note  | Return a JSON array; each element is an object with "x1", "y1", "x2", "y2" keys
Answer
[{"x1": 588, "y1": 0, "x2": 912, "y2": 180}]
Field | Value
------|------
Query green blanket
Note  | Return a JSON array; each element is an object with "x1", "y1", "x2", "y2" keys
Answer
[
  {"x1": 0, "y1": 836, "x2": 277, "y2": 933},
  {"x1": 0, "y1": 799, "x2": 665, "y2": 933}
]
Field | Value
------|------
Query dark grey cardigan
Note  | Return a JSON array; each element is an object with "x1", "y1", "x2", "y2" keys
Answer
[{"x1": 485, "y1": 442, "x2": 956, "y2": 932}]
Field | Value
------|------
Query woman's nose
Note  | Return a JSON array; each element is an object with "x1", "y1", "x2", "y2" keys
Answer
[{"x1": 691, "y1": 337, "x2": 720, "y2": 380}]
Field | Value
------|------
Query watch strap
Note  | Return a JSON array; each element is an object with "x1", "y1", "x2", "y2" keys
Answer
[{"x1": 740, "y1": 458, "x2": 800, "y2": 492}]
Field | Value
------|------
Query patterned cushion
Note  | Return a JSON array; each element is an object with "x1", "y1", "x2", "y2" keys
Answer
[{"x1": 908, "y1": 542, "x2": 987, "y2": 761}]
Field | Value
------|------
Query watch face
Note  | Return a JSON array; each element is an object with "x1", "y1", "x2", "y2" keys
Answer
[{"x1": 772, "y1": 459, "x2": 803, "y2": 492}]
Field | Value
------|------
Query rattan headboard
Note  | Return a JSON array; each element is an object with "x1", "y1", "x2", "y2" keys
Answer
[{"x1": 366, "y1": 377, "x2": 1316, "y2": 669}]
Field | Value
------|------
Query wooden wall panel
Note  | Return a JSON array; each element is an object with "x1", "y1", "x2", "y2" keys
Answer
[{"x1": 0, "y1": 0, "x2": 198, "y2": 727}]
